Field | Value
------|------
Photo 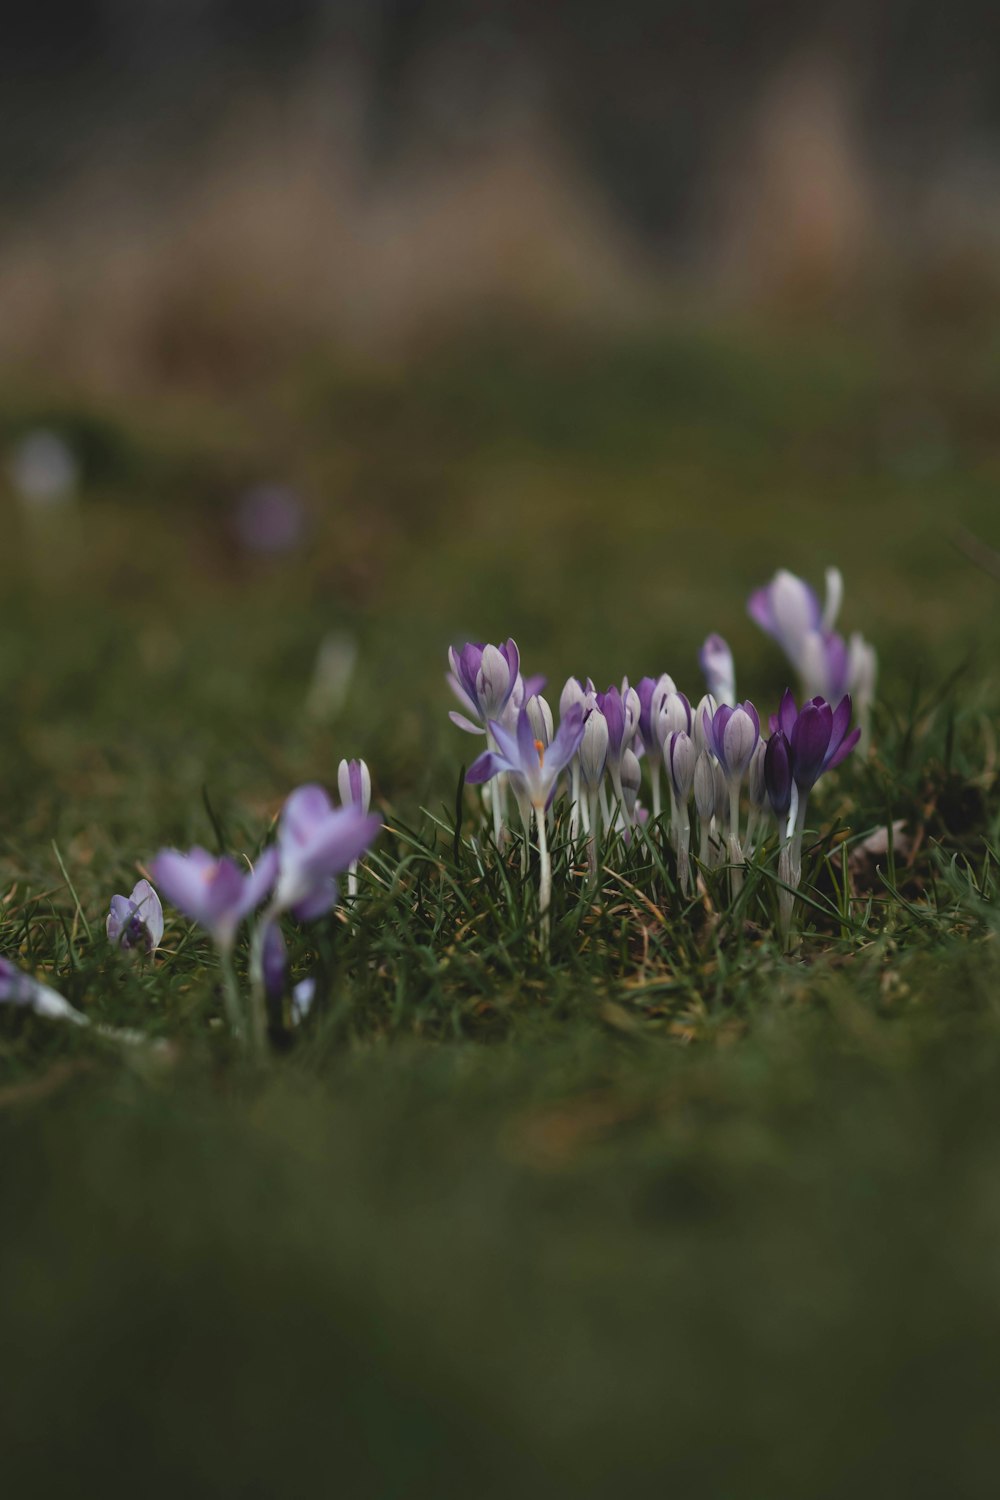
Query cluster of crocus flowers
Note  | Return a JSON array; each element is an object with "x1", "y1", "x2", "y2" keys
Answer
[
  {"x1": 748, "y1": 567, "x2": 877, "y2": 747},
  {"x1": 151, "y1": 766, "x2": 380, "y2": 1053},
  {"x1": 449, "y1": 624, "x2": 864, "y2": 942}
]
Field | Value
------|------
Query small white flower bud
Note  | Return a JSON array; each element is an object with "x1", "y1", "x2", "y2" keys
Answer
[{"x1": 579, "y1": 708, "x2": 609, "y2": 791}]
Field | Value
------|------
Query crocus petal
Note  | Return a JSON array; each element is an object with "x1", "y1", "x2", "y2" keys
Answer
[
  {"x1": 130, "y1": 880, "x2": 164, "y2": 951},
  {"x1": 545, "y1": 704, "x2": 586, "y2": 777},
  {"x1": 448, "y1": 710, "x2": 485, "y2": 735},
  {"x1": 261, "y1": 920, "x2": 287, "y2": 1002},
  {"x1": 764, "y1": 732, "x2": 793, "y2": 819},
  {"x1": 824, "y1": 726, "x2": 861, "y2": 772},
  {"x1": 778, "y1": 689, "x2": 799, "y2": 739},
  {"x1": 790, "y1": 702, "x2": 833, "y2": 789},
  {"x1": 240, "y1": 846, "x2": 281, "y2": 916},
  {"x1": 466, "y1": 751, "x2": 507, "y2": 785},
  {"x1": 822, "y1": 566, "x2": 844, "y2": 633},
  {"x1": 292, "y1": 879, "x2": 339, "y2": 923}
]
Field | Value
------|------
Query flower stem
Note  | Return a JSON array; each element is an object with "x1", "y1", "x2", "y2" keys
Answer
[
  {"x1": 536, "y1": 805, "x2": 552, "y2": 947},
  {"x1": 218, "y1": 947, "x2": 247, "y2": 1048}
]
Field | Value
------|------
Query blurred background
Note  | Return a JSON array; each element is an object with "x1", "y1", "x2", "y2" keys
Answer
[
  {"x1": 1, "y1": 0, "x2": 999, "y2": 812},
  {"x1": 4, "y1": 0, "x2": 1000, "y2": 376}
]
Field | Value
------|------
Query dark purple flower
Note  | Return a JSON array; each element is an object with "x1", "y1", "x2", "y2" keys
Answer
[
  {"x1": 596, "y1": 682, "x2": 640, "y2": 760},
  {"x1": 467, "y1": 703, "x2": 585, "y2": 810},
  {"x1": 150, "y1": 846, "x2": 279, "y2": 952},
  {"x1": 107, "y1": 879, "x2": 164, "y2": 956},
  {"x1": 261, "y1": 921, "x2": 287, "y2": 1002},
  {"x1": 764, "y1": 731, "x2": 794, "y2": 820},
  {"x1": 447, "y1": 639, "x2": 521, "y2": 733},
  {"x1": 772, "y1": 690, "x2": 860, "y2": 792}
]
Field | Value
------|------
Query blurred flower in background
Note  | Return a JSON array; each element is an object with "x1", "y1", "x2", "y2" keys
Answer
[
  {"x1": 233, "y1": 485, "x2": 305, "y2": 556},
  {"x1": 8, "y1": 430, "x2": 79, "y2": 509}
]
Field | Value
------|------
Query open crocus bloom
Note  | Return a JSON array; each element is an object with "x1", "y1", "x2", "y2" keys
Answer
[
  {"x1": 273, "y1": 785, "x2": 382, "y2": 921},
  {"x1": 467, "y1": 703, "x2": 585, "y2": 811},
  {"x1": 107, "y1": 878, "x2": 164, "y2": 956},
  {"x1": 770, "y1": 689, "x2": 860, "y2": 792},
  {"x1": 150, "y1": 846, "x2": 279, "y2": 951}
]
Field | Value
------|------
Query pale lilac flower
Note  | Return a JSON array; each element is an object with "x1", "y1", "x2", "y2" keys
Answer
[
  {"x1": 0, "y1": 956, "x2": 149, "y2": 1046},
  {"x1": 468, "y1": 704, "x2": 585, "y2": 934},
  {"x1": 150, "y1": 846, "x2": 279, "y2": 952},
  {"x1": 693, "y1": 694, "x2": 718, "y2": 756},
  {"x1": 0, "y1": 957, "x2": 83, "y2": 1023},
  {"x1": 107, "y1": 879, "x2": 164, "y2": 956},
  {"x1": 234, "y1": 484, "x2": 305, "y2": 555},
  {"x1": 467, "y1": 705, "x2": 585, "y2": 812},
  {"x1": 699, "y1": 635, "x2": 736, "y2": 707},
  {"x1": 596, "y1": 680, "x2": 640, "y2": 829},
  {"x1": 291, "y1": 978, "x2": 316, "y2": 1025},
  {"x1": 703, "y1": 701, "x2": 761, "y2": 889},
  {"x1": 447, "y1": 639, "x2": 521, "y2": 734},
  {"x1": 337, "y1": 758, "x2": 372, "y2": 814},
  {"x1": 273, "y1": 785, "x2": 381, "y2": 921}
]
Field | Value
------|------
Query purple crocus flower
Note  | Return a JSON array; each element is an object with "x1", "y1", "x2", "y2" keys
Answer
[
  {"x1": 703, "y1": 701, "x2": 761, "y2": 781},
  {"x1": 467, "y1": 704, "x2": 585, "y2": 811},
  {"x1": 273, "y1": 785, "x2": 382, "y2": 921},
  {"x1": 636, "y1": 674, "x2": 676, "y2": 756},
  {"x1": 0, "y1": 957, "x2": 82, "y2": 1022},
  {"x1": 337, "y1": 758, "x2": 371, "y2": 814},
  {"x1": 764, "y1": 732, "x2": 795, "y2": 823},
  {"x1": 771, "y1": 690, "x2": 860, "y2": 793},
  {"x1": 150, "y1": 846, "x2": 279, "y2": 952},
  {"x1": 107, "y1": 879, "x2": 164, "y2": 956},
  {"x1": 748, "y1": 569, "x2": 836, "y2": 667},
  {"x1": 447, "y1": 639, "x2": 521, "y2": 734},
  {"x1": 261, "y1": 921, "x2": 287, "y2": 1003},
  {"x1": 234, "y1": 484, "x2": 305, "y2": 555},
  {"x1": 468, "y1": 703, "x2": 585, "y2": 933},
  {"x1": 699, "y1": 635, "x2": 736, "y2": 707}
]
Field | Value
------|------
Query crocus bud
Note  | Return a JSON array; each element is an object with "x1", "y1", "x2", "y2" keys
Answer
[
  {"x1": 713, "y1": 760, "x2": 729, "y2": 822},
  {"x1": 559, "y1": 676, "x2": 589, "y2": 719},
  {"x1": 526, "y1": 694, "x2": 554, "y2": 746},
  {"x1": 620, "y1": 749, "x2": 641, "y2": 819},
  {"x1": 694, "y1": 695, "x2": 717, "y2": 756},
  {"x1": 637, "y1": 674, "x2": 676, "y2": 752},
  {"x1": 337, "y1": 757, "x2": 371, "y2": 814},
  {"x1": 699, "y1": 634, "x2": 736, "y2": 707},
  {"x1": 657, "y1": 691, "x2": 692, "y2": 745},
  {"x1": 764, "y1": 732, "x2": 793, "y2": 820},
  {"x1": 579, "y1": 708, "x2": 609, "y2": 791},
  {"x1": 667, "y1": 731, "x2": 696, "y2": 802},
  {"x1": 747, "y1": 739, "x2": 767, "y2": 810},
  {"x1": 718, "y1": 703, "x2": 760, "y2": 781},
  {"x1": 477, "y1": 644, "x2": 517, "y2": 719},
  {"x1": 694, "y1": 751, "x2": 716, "y2": 822},
  {"x1": 106, "y1": 879, "x2": 164, "y2": 958}
]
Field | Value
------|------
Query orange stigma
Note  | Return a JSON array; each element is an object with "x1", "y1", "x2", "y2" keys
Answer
[{"x1": 534, "y1": 738, "x2": 545, "y2": 767}]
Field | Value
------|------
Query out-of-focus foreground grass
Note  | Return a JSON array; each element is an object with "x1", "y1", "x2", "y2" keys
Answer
[{"x1": 2, "y1": 317, "x2": 1000, "y2": 1497}]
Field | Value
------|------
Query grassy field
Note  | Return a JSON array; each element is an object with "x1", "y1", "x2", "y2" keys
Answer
[{"x1": 2, "y1": 316, "x2": 1000, "y2": 1497}]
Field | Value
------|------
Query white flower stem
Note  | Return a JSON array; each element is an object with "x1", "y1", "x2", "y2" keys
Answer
[
  {"x1": 587, "y1": 791, "x2": 601, "y2": 880},
  {"x1": 536, "y1": 804, "x2": 552, "y2": 946},
  {"x1": 728, "y1": 783, "x2": 744, "y2": 898},
  {"x1": 650, "y1": 763, "x2": 661, "y2": 823},
  {"x1": 677, "y1": 807, "x2": 692, "y2": 896}
]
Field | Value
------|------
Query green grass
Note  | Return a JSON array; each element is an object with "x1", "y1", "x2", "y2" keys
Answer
[{"x1": 2, "y1": 318, "x2": 1000, "y2": 1496}]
